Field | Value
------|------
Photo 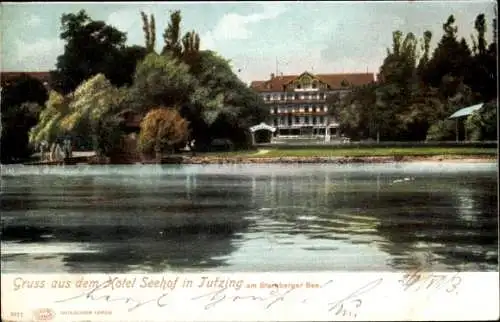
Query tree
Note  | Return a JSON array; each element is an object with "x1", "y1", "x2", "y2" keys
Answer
[
  {"x1": 426, "y1": 120, "x2": 457, "y2": 141},
  {"x1": 137, "y1": 107, "x2": 190, "y2": 158},
  {"x1": 1, "y1": 74, "x2": 48, "y2": 108},
  {"x1": 375, "y1": 31, "x2": 421, "y2": 140},
  {"x1": 181, "y1": 30, "x2": 200, "y2": 65},
  {"x1": 1, "y1": 74, "x2": 49, "y2": 163},
  {"x1": 127, "y1": 52, "x2": 198, "y2": 112},
  {"x1": 161, "y1": 10, "x2": 183, "y2": 57},
  {"x1": 51, "y1": 10, "x2": 146, "y2": 94},
  {"x1": 29, "y1": 75, "x2": 126, "y2": 157},
  {"x1": 59, "y1": 74, "x2": 126, "y2": 156},
  {"x1": 141, "y1": 11, "x2": 156, "y2": 53},
  {"x1": 468, "y1": 13, "x2": 497, "y2": 101},
  {"x1": 1, "y1": 102, "x2": 43, "y2": 163},
  {"x1": 417, "y1": 31, "x2": 433, "y2": 77},
  {"x1": 160, "y1": 10, "x2": 201, "y2": 65},
  {"x1": 465, "y1": 100, "x2": 498, "y2": 141},
  {"x1": 471, "y1": 14, "x2": 487, "y2": 55},
  {"x1": 422, "y1": 15, "x2": 473, "y2": 98},
  {"x1": 184, "y1": 50, "x2": 267, "y2": 148},
  {"x1": 29, "y1": 91, "x2": 71, "y2": 146}
]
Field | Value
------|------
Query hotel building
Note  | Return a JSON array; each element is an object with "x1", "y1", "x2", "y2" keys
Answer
[{"x1": 250, "y1": 71, "x2": 375, "y2": 140}]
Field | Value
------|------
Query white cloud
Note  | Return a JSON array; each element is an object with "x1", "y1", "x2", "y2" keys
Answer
[
  {"x1": 13, "y1": 38, "x2": 64, "y2": 71},
  {"x1": 26, "y1": 14, "x2": 41, "y2": 27},
  {"x1": 200, "y1": 31, "x2": 217, "y2": 50},
  {"x1": 229, "y1": 41, "x2": 381, "y2": 85},
  {"x1": 106, "y1": 9, "x2": 145, "y2": 34},
  {"x1": 200, "y1": 3, "x2": 288, "y2": 50}
]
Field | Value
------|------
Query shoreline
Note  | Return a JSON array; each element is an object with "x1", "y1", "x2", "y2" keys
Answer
[
  {"x1": 179, "y1": 155, "x2": 496, "y2": 164},
  {"x1": 13, "y1": 154, "x2": 498, "y2": 166}
]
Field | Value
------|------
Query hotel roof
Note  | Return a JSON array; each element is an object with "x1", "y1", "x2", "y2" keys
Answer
[{"x1": 250, "y1": 72, "x2": 375, "y2": 92}]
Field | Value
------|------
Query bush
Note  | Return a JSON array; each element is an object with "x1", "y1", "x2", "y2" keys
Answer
[
  {"x1": 137, "y1": 107, "x2": 190, "y2": 156},
  {"x1": 426, "y1": 119, "x2": 457, "y2": 141}
]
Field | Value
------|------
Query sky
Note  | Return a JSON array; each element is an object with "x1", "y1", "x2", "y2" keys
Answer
[{"x1": 1, "y1": 1, "x2": 496, "y2": 84}]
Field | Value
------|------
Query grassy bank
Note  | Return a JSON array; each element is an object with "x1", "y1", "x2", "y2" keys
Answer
[{"x1": 203, "y1": 147, "x2": 497, "y2": 158}]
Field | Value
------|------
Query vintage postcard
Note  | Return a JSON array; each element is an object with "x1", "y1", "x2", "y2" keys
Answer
[{"x1": 1, "y1": 1, "x2": 498, "y2": 321}]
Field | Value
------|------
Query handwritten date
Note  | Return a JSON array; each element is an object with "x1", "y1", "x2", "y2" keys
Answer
[{"x1": 399, "y1": 270, "x2": 462, "y2": 294}]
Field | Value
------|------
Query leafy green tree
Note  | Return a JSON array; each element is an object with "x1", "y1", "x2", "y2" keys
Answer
[
  {"x1": 159, "y1": 10, "x2": 201, "y2": 65},
  {"x1": 29, "y1": 91, "x2": 71, "y2": 146},
  {"x1": 1, "y1": 74, "x2": 48, "y2": 163},
  {"x1": 1, "y1": 102, "x2": 43, "y2": 163},
  {"x1": 422, "y1": 15, "x2": 473, "y2": 99},
  {"x1": 141, "y1": 11, "x2": 156, "y2": 53},
  {"x1": 465, "y1": 100, "x2": 498, "y2": 141},
  {"x1": 185, "y1": 50, "x2": 267, "y2": 148},
  {"x1": 161, "y1": 10, "x2": 183, "y2": 57},
  {"x1": 51, "y1": 10, "x2": 147, "y2": 94},
  {"x1": 1, "y1": 74, "x2": 48, "y2": 108},
  {"x1": 127, "y1": 52, "x2": 197, "y2": 112},
  {"x1": 30, "y1": 75, "x2": 126, "y2": 157},
  {"x1": 417, "y1": 31, "x2": 433, "y2": 77},
  {"x1": 181, "y1": 30, "x2": 201, "y2": 65},
  {"x1": 468, "y1": 13, "x2": 497, "y2": 101},
  {"x1": 59, "y1": 74, "x2": 126, "y2": 156},
  {"x1": 375, "y1": 31, "x2": 422, "y2": 140},
  {"x1": 426, "y1": 120, "x2": 457, "y2": 141}
]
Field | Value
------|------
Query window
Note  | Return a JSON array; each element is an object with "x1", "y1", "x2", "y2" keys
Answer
[
  {"x1": 297, "y1": 84, "x2": 301, "y2": 89},
  {"x1": 274, "y1": 107, "x2": 278, "y2": 114},
  {"x1": 273, "y1": 118, "x2": 278, "y2": 126},
  {"x1": 305, "y1": 116, "x2": 309, "y2": 124},
  {"x1": 288, "y1": 115, "x2": 293, "y2": 125},
  {"x1": 295, "y1": 116, "x2": 300, "y2": 123},
  {"x1": 281, "y1": 94, "x2": 285, "y2": 100},
  {"x1": 320, "y1": 93, "x2": 325, "y2": 99},
  {"x1": 320, "y1": 116, "x2": 324, "y2": 124},
  {"x1": 266, "y1": 95, "x2": 270, "y2": 101},
  {"x1": 295, "y1": 94, "x2": 300, "y2": 100},
  {"x1": 312, "y1": 117, "x2": 317, "y2": 125}
]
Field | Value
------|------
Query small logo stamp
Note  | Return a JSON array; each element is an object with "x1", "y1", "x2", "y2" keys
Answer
[{"x1": 32, "y1": 308, "x2": 55, "y2": 321}]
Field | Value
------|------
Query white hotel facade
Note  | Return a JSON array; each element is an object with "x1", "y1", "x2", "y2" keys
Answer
[{"x1": 250, "y1": 71, "x2": 375, "y2": 140}]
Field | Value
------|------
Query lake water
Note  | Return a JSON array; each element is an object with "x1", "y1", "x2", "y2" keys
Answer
[{"x1": 1, "y1": 163, "x2": 498, "y2": 273}]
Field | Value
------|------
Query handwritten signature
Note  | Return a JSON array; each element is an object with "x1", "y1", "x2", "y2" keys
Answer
[
  {"x1": 54, "y1": 277, "x2": 384, "y2": 317},
  {"x1": 54, "y1": 277, "x2": 169, "y2": 312}
]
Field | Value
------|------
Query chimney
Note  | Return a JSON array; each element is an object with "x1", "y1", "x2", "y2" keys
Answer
[{"x1": 270, "y1": 73, "x2": 275, "y2": 80}]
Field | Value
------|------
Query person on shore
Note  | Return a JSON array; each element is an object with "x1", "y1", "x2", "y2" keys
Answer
[
  {"x1": 49, "y1": 143, "x2": 56, "y2": 161},
  {"x1": 39, "y1": 141, "x2": 48, "y2": 161},
  {"x1": 63, "y1": 138, "x2": 72, "y2": 159},
  {"x1": 55, "y1": 143, "x2": 64, "y2": 161},
  {"x1": 190, "y1": 139, "x2": 196, "y2": 156}
]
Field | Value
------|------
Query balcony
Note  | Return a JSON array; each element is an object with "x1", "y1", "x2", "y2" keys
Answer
[
  {"x1": 273, "y1": 111, "x2": 329, "y2": 116},
  {"x1": 264, "y1": 97, "x2": 327, "y2": 104},
  {"x1": 275, "y1": 122, "x2": 329, "y2": 129}
]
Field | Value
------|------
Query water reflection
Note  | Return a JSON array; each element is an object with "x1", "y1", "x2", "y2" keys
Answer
[
  {"x1": 1, "y1": 171, "x2": 255, "y2": 272},
  {"x1": 1, "y1": 163, "x2": 498, "y2": 272},
  {"x1": 245, "y1": 168, "x2": 498, "y2": 271}
]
